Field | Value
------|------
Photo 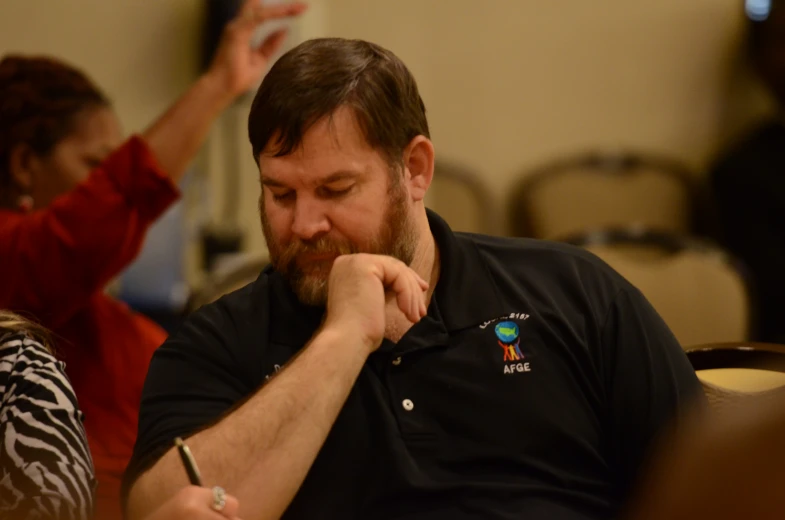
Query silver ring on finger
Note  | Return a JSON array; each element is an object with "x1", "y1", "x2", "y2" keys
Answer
[{"x1": 211, "y1": 486, "x2": 227, "y2": 512}]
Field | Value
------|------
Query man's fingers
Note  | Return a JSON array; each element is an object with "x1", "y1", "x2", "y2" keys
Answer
[
  {"x1": 375, "y1": 256, "x2": 426, "y2": 322},
  {"x1": 388, "y1": 264, "x2": 415, "y2": 322},
  {"x1": 332, "y1": 254, "x2": 429, "y2": 323},
  {"x1": 413, "y1": 277, "x2": 422, "y2": 319},
  {"x1": 374, "y1": 255, "x2": 424, "y2": 288},
  {"x1": 217, "y1": 495, "x2": 240, "y2": 518},
  {"x1": 411, "y1": 269, "x2": 429, "y2": 317},
  {"x1": 414, "y1": 275, "x2": 427, "y2": 318},
  {"x1": 406, "y1": 276, "x2": 419, "y2": 321}
]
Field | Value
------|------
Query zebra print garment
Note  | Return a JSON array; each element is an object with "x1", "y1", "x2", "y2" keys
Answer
[{"x1": 0, "y1": 332, "x2": 95, "y2": 519}]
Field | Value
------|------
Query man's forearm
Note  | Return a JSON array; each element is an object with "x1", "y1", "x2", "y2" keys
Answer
[
  {"x1": 127, "y1": 325, "x2": 369, "y2": 520},
  {"x1": 141, "y1": 72, "x2": 234, "y2": 184}
]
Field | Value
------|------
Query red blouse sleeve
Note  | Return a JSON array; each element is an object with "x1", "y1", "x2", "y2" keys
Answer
[{"x1": 0, "y1": 136, "x2": 180, "y2": 328}]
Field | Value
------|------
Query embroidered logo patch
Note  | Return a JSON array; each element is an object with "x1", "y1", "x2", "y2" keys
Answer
[
  {"x1": 492, "y1": 319, "x2": 532, "y2": 375},
  {"x1": 495, "y1": 321, "x2": 523, "y2": 362}
]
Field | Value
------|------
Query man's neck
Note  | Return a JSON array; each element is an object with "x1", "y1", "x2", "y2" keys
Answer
[
  {"x1": 409, "y1": 211, "x2": 440, "y2": 304},
  {"x1": 384, "y1": 210, "x2": 440, "y2": 342}
]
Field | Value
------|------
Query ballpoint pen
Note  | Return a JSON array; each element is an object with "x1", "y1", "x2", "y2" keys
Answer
[{"x1": 174, "y1": 437, "x2": 203, "y2": 486}]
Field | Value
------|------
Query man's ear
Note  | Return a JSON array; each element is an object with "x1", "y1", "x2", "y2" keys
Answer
[
  {"x1": 8, "y1": 144, "x2": 37, "y2": 194},
  {"x1": 402, "y1": 135, "x2": 435, "y2": 202}
]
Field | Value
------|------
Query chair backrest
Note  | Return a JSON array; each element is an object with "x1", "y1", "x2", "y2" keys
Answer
[
  {"x1": 425, "y1": 160, "x2": 499, "y2": 235},
  {"x1": 685, "y1": 342, "x2": 785, "y2": 411},
  {"x1": 186, "y1": 253, "x2": 269, "y2": 313},
  {"x1": 509, "y1": 152, "x2": 698, "y2": 240},
  {"x1": 568, "y1": 228, "x2": 754, "y2": 347}
]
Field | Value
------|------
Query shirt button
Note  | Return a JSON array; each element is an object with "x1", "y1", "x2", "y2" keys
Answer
[
  {"x1": 402, "y1": 399, "x2": 414, "y2": 411},
  {"x1": 392, "y1": 356, "x2": 402, "y2": 366}
]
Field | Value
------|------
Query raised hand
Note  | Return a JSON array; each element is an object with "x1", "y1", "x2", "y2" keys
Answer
[{"x1": 206, "y1": 0, "x2": 308, "y2": 98}]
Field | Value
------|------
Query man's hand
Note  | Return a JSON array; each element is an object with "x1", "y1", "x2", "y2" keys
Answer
[
  {"x1": 143, "y1": 486, "x2": 241, "y2": 520},
  {"x1": 323, "y1": 254, "x2": 429, "y2": 352},
  {"x1": 206, "y1": 0, "x2": 308, "y2": 99}
]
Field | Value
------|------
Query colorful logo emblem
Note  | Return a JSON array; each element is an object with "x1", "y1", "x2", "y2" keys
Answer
[{"x1": 495, "y1": 321, "x2": 524, "y2": 361}]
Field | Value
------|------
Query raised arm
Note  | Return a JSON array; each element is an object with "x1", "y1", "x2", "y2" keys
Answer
[
  {"x1": 142, "y1": 1, "x2": 307, "y2": 183},
  {"x1": 0, "y1": 138, "x2": 177, "y2": 328},
  {"x1": 126, "y1": 254, "x2": 429, "y2": 520},
  {"x1": 0, "y1": 1, "x2": 307, "y2": 328}
]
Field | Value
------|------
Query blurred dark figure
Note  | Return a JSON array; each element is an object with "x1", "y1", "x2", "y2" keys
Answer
[{"x1": 710, "y1": 0, "x2": 785, "y2": 342}]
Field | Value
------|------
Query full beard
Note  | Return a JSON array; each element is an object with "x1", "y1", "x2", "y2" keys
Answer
[{"x1": 261, "y1": 180, "x2": 418, "y2": 306}]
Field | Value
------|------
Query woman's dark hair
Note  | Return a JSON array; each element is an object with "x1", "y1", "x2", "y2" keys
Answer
[
  {"x1": 0, "y1": 55, "x2": 109, "y2": 190},
  {"x1": 248, "y1": 38, "x2": 430, "y2": 167}
]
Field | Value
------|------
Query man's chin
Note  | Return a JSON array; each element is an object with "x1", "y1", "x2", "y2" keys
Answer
[{"x1": 292, "y1": 276, "x2": 328, "y2": 307}]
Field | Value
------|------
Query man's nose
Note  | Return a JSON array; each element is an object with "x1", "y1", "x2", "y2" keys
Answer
[{"x1": 291, "y1": 199, "x2": 330, "y2": 241}]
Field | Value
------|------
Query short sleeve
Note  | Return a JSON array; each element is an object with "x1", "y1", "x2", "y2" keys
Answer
[
  {"x1": 0, "y1": 334, "x2": 96, "y2": 520},
  {"x1": 600, "y1": 286, "x2": 706, "y2": 498},
  {"x1": 121, "y1": 300, "x2": 258, "y2": 501}
]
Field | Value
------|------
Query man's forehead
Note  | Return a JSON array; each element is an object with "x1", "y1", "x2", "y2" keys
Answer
[
  {"x1": 258, "y1": 143, "x2": 379, "y2": 187},
  {"x1": 259, "y1": 106, "x2": 374, "y2": 160}
]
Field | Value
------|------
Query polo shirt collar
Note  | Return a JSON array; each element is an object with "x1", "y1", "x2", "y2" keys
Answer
[{"x1": 426, "y1": 209, "x2": 507, "y2": 332}]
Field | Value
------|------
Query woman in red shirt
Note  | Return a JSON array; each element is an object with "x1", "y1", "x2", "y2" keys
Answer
[{"x1": 0, "y1": 2, "x2": 305, "y2": 518}]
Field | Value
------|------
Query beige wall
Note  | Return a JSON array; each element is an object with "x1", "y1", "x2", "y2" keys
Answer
[
  {"x1": 1, "y1": 0, "x2": 206, "y2": 283},
  {"x1": 0, "y1": 0, "x2": 204, "y2": 134},
  {"x1": 229, "y1": 0, "x2": 771, "y2": 253},
  {"x1": 1, "y1": 0, "x2": 773, "y2": 271},
  {"x1": 238, "y1": 0, "x2": 774, "y2": 244},
  {"x1": 319, "y1": 0, "x2": 772, "y2": 220}
]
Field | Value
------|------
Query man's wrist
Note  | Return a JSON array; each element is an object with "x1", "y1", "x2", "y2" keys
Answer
[{"x1": 317, "y1": 320, "x2": 377, "y2": 358}]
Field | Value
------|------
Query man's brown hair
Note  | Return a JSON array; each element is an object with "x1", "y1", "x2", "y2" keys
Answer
[{"x1": 248, "y1": 37, "x2": 429, "y2": 166}]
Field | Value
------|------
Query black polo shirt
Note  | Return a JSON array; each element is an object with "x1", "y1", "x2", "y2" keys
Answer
[{"x1": 123, "y1": 210, "x2": 703, "y2": 520}]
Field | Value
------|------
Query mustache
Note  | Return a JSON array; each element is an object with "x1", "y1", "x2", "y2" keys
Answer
[{"x1": 275, "y1": 238, "x2": 356, "y2": 268}]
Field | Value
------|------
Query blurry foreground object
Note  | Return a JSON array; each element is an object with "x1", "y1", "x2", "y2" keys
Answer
[
  {"x1": 628, "y1": 386, "x2": 785, "y2": 520},
  {"x1": 567, "y1": 226, "x2": 754, "y2": 346},
  {"x1": 510, "y1": 151, "x2": 700, "y2": 240}
]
